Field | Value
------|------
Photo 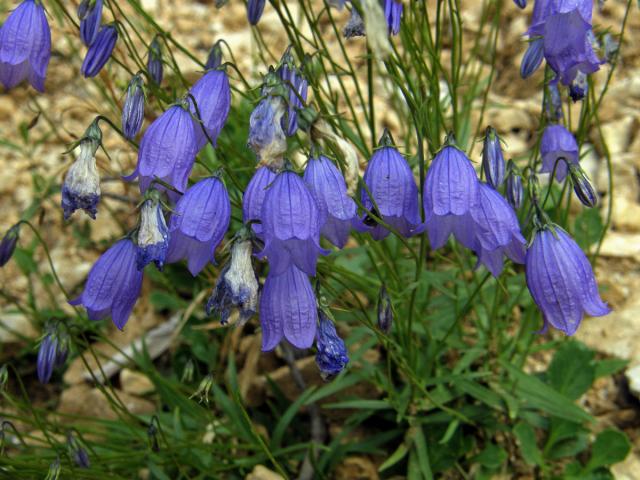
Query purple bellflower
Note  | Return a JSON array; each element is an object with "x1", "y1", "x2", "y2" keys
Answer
[
  {"x1": 357, "y1": 132, "x2": 424, "y2": 240},
  {"x1": 315, "y1": 310, "x2": 349, "y2": 378},
  {"x1": 70, "y1": 238, "x2": 143, "y2": 330},
  {"x1": 423, "y1": 137, "x2": 480, "y2": 250},
  {"x1": 62, "y1": 121, "x2": 102, "y2": 220},
  {"x1": 0, "y1": 0, "x2": 51, "y2": 92},
  {"x1": 568, "y1": 162, "x2": 598, "y2": 207},
  {"x1": 277, "y1": 49, "x2": 308, "y2": 136},
  {"x1": 303, "y1": 155, "x2": 357, "y2": 248},
  {"x1": 166, "y1": 177, "x2": 231, "y2": 276},
  {"x1": 482, "y1": 127, "x2": 506, "y2": 189},
  {"x1": 243, "y1": 166, "x2": 277, "y2": 238},
  {"x1": 78, "y1": 0, "x2": 103, "y2": 46},
  {"x1": 526, "y1": 225, "x2": 610, "y2": 335},
  {"x1": 520, "y1": 38, "x2": 544, "y2": 79},
  {"x1": 260, "y1": 265, "x2": 318, "y2": 351},
  {"x1": 540, "y1": 124, "x2": 579, "y2": 182},
  {"x1": 527, "y1": 0, "x2": 594, "y2": 37},
  {"x1": 147, "y1": 37, "x2": 163, "y2": 85},
  {"x1": 247, "y1": 0, "x2": 266, "y2": 25},
  {"x1": 206, "y1": 237, "x2": 259, "y2": 325},
  {"x1": 136, "y1": 194, "x2": 169, "y2": 271},
  {"x1": 0, "y1": 224, "x2": 20, "y2": 267},
  {"x1": 81, "y1": 24, "x2": 118, "y2": 78},
  {"x1": 122, "y1": 74, "x2": 145, "y2": 140},
  {"x1": 188, "y1": 69, "x2": 231, "y2": 151},
  {"x1": 257, "y1": 170, "x2": 329, "y2": 276},
  {"x1": 505, "y1": 161, "x2": 524, "y2": 209},
  {"x1": 471, "y1": 183, "x2": 526, "y2": 276},
  {"x1": 37, "y1": 324, "x2": 69, "y2": 384},
  {"x1": 124, "y1": 104, "x2": 198, "y2": 200},
  {"x1": 384, "y1": 0, "x2": 403, "y2": 35}
]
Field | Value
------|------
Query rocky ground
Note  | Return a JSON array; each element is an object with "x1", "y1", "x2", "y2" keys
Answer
[{"x1": 1, "y1": 0, "x2": 640, "y2": 478}]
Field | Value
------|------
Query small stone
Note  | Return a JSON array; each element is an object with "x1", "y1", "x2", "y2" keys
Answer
[
  {"x1": 624, "y1": 364, "x2": 640, "y2": 399},
  {"x1": 120, "y1": 368, "x2": 155, "y2": 396},
  {"x1": 58, "y1": 384, "x2": 155, "y2": 420},
  {"x1": 245, "y1": 465, "x2": 284, "y2": 480},
  {"x1": 335, "y1": 456, "x2": 379, "y2": 480}
]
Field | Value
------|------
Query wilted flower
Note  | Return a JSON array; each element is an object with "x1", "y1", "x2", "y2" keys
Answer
[
  {"x1": 384, "y1": 0, "x2": 403, "y2": 35},
  {"x1": 206, "y1": 237, "x2": 259, "y2": 325},
  {"x1": 362, "y1": 0, "x2": 392, "y2": 58},
  {"x1": 303, "y1": 155, "x2": 357, "y2": 248},
  {"x1": 247, "y1": 0, "x2": 266, "y2": 25},
  {"x1": 81, "y1": 24, "x2": 118, "y2": 78},
  {"x1": 513, "y1": 0, "x2": 527, "y2": 8},
  {"x1": 260, "y1": 265, "x2": 318, "y2": 351},
  {"x1": 78, "y1": 0, "x2": 103, "y2": 46},
  {"x1": 505, "y1": 161, "x2": 524, "y2": 209},
  {"x1": 62, "y1": 121, "x2": 102, "y2": 220},
  {"x1": 0, "y1": 224, "x2": 20, "y2": 267},
  {"x1": 188, "y1": 69, "x2": 231, "y2": 151},
  {"x1": 520, "y1": 38, "x2": 544, "y2": 79},
  {"x1": 482, "y1": 127, "x2": 506, "y2": 189},
  {"x1": 357, "y1": 132, "x2": 423, "y2": 240},
  {"x1": 243, "y1": 166, "x2": 278, "y2": 238},
  {"x1": 315, "y1": 310, "x2": 349, "y2": 378},
  {"x1": 37, "y1": 324, "x2": 69, "y2": 384},
  {"x1": 343, "y1": 7, "x2": 365, "y2": 38},
  {"x1": 121, "y1": 74, "x2": 145, "y2": 140},
  {"x1": 205, "y1": 41, "x2": 223, "y2": 70},
  {"x1": 526, "y1": 225, "x2": 610, "y2": 335},
  {"x1": 136, "y1": 194, "x2": 169, "y2": 271},
  {"x1": 0, "y1": 0, "x2": 51, "y2": 92},
  {"x1": 257, "y1": 171, "x2": 329, "y2": 276},
  {"x1": 423, "y1": 137, "x2": 479, "y2": 250},
  {"x1": 70, "y1": 238, "x2": 143, "y2": 330},
  {"x1": 471, "y1": 183, "x2": 526, "y2": 277},
  {"x1": 603, "y1": 33, "x2": 619, "y2": 64},
  {"x1": 568, "y1": 163, "x2": 598, "y2": 207},
  {"x1": 569, "y1": 70, "x2": 588, "y2": 102},
  {"x1": 166, "y1": 177, "x2": 231, "y2": 276},
  {"x1": 124, "y1": 104, "x2": 198, "y2": 199},
  {"x1": 277, "y1": 50, "x2": 308, "y2": 136},
  {"x1": 248, "y1": 95, "x2": 288, "y2": 168},
  {"x1": 540, "y1": 124, "x2": 579, "y2": 182},
  {"x1": 377, "y1": 284, "x2": 393, "y2": 333},
  {"x1": 147, "y1": 37, "x2": 163, "y2": 85}
]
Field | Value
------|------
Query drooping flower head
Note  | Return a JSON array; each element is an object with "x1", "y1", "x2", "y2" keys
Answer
[
  {"x1": 520, "y1": 38, "x2": 544, "y2": 79},
  {"x1": 81, "y1": 24, "x2": 118, "y2": 78},
  {"x1": 482, "y1": 127, "x2": 506, "y2": 189},
  {"x1": 166, "y1": 177, "x2": 231, "y2": 276},
  {"x1": 423, "y1": 135, "x2": 480, "y2": 250},
  {"x1": 260, "y1": 265, "x2": 317, "y2": 351},
  {"x1": 471, "y1": 183, "x2": 526, "y2": 277},
  {"x1": 303, "y1": 155, "x2": 357, "y2": 248},
  {"x1": 188, "y1": 69, "x2": 231, "y2": 151},
  {"x1": 0, "y1": 224, "x2": 20, "y2": 267},
  {"x1": 206, "y1": 235, "x2": 259, "y2": 325},
  {"x1": 247, "y1": 0, "x2": 266, "y2": 25},
  {"x1": 539, "y1": 124, "x2": 579, "y2": 182},
  {"x1": 243, "y1": 166, "x2": 277, "y2": 238},
  {"x1": 0, "y1": 0, "x2": 51, "y2": 92},
  {"x1": 277, "y1": 48, "x2": 308, "y2": 136},
  {"x1": 37, "y1": 323, "x2": 69, "y2": 384},
  {"x1": 257, "y1": 170, "x2": 329, "y2": 276},
  {"x1": 525, "y1": 225, "x2": 610, "y2": 335},
  {"x1": 62, "y1": 120, "x2": 102, "y2": 220},
  {"x1": 78, "y1": 0, "x2": 103, "y2": 46},
  {"x1": 505, "y1": 160, "x2": 524, "y2": 209},
  {"x1": 121, "y1": 74, "x2": 145, "y2": 140},
  {"x1": 70, "y1": 238, "x2": 143, "y2": 330},
  {"x1": 124, "y1": 103, "x2": 199, "y2": 200},
  {"x1": 384, "y1": 0, "x2": 403, "y2": 35},
  {"x1": 205, "y1": 40, "x2": 223, "y2": 70},
  {"x1": 136, "y1": 191, "x2": 169, "y2": 271},
  {"x1": 357, "y1": 131, "x2": 424, "y2": 240},
  {"x1": 315, "y1": 310, "x2": 349, "y2": 378},
  {"x1": 147, "y1": 37, "x2": 163, "y2": 85}
]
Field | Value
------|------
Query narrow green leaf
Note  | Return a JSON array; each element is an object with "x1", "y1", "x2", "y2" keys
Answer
[
  {"x1": 378, "y1": 442, "x2": 409, "y2": 472},
  {"x1": 514, "y1": 422, "x2": 543, "y2": 467}
]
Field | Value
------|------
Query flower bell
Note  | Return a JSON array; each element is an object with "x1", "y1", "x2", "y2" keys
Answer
[
  {"x1": 526, "y1": 225, "x2": 610, "y2": 335},
  {"x1": 136, "y1": 192, "x2": 169, "y2": 271},
  {"x1": 0, "y1": 224, "x2": 20, "y2": 267},
  {"x1": 0, "y1": 0, "x2": 51, "y2": 92},
  {"x1": 357, "y1": 131, "x2": 423, "y2": 240},
  {"x1": 81, "y1": 24, "x2": 118, "y2": 78},
  {"x1": 78, "y1": 0, "x2": 103, "y2": 46},
  {"x1": 188, "y1": 69, "x2": 231, "y2": 151},
  {"x1": 147, "y1": 37, "x2": 163, "y2": 85},
  {"x1": 260, "y1": 265, "x2": 318, "y2": 351},
  {"x1": 540, "y1": 124, "x2": 579, "y2": 182},
  {"x1": 37, "y1": 323, "x2": 69, "y2": 384},
  {"x1": 315, "y1": 310, "x2": 349, "y2": 378},
  {"x1": 206, "y1": 236, "x2": 259, "y2": 325},
  {"x1": 520, "y1": 38, "x2": 544, "y2": 79},
  {"x1": 166, "y1": 177, "x2": 231, "y2": 276},
  {"x1": 482, "y1": 127, "x2": 506, "y2": 189},
  {"x1": 62, "y1": 120, "x2": 102, "y2": 220},
  {"x1": 247, "y1": 0, "x2": 266, "y2": 25},
  {"x1": 384, "y1": 0, "x2": 403, "y2": 35},
  {"x1": 121, "y1": 74, "x2": 145, "y2": 140},
  {"x1": 243, "y1": 166, "x2": 277, "y2": 238},
  {"x1": 303, "y1": 155, "x2": 357, "y2": 248},
  {"x1": 70, "y1": 238, "x2": 143, "y2": 330}
]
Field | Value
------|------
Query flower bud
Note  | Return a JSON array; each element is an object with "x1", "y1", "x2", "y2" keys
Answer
[
  {"x1": 505, "y1": 161, "x2": 523, "y2": 209},
  {"x1": 0, "y1": 224, "x2": 20, "y2": 267},
  {"x1": 568, "y1": 163, "x2": 598, "y2": 207},
  {"x1": 67, "y1": 433, "x2": 90, "y2": 468},
  {"x1": 37, "y1": 324, "x2": 69, "y2": 384},
  {"x1": 81, "y1": 24, "x2": 118, "y2": 78},
  {"x1": 147, "y1": 37, "x2": 163, "y2": 85},
  {"x1": 482, "y1": 127, "x2": 505, "y2": 188},
  {"x1": 122, "y1": 74, "x2": 145, "y2": 140},
  {"x1": 315, "y1": 310, "x2": 349, "y2": 379},
  {"x1": 377, "y1": 285, "x2": 393, "y2": 333},
  {"x1": 78, "y1": 0, "x2": 103, "y2": 46},
  {"x1": 513, "y1": 0, "x2": 526, "y2": 7},
  {"x1": 45, "y1": 457, "x2": 61, "y2": 480},
  {"x1": 545, "y1": 83, "x2": 564, "y2": 122},
  {"x1": 205, "y1": 41, "x2": 223, "y2": 70},
  {"x1": 247, "y1": 0, "x2": 266, "y2": 25},
  {"x1": 520, "y1": 38, "x2": 544, "y2": 79},
  {"x1": 136, "y1": 193, "x2": 169, "y2": 271}
]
